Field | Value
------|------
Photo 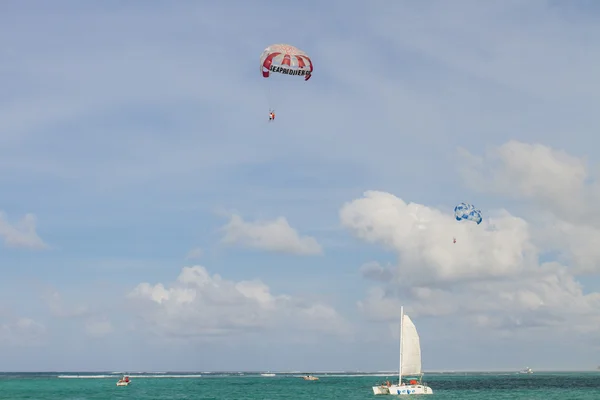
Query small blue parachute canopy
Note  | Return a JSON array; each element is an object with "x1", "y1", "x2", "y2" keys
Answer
[{"x1": 454, "y1": 202, "x2": 483, "y2": 224}]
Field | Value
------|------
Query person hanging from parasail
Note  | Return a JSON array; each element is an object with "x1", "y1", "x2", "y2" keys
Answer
[{"x1": 260, "y1": 43, "x2": 313, "y2": 119}]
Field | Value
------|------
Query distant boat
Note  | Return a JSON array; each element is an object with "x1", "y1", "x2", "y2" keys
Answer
[
  {"x1": 302, "y1": 375, "x2": 319, "y2": 381},
  {"x1": 519, "y1": 367, "x2": 533, "y2": 374},
  {"x1": 116, "y1": 375, "x2": 130, "y2": 386},
  {"x1": 261, "y1": 373, "x2": 276, "y2": 377},
  {"x1": 372, "y1": 306, "x2": 433, "y2": 395}
]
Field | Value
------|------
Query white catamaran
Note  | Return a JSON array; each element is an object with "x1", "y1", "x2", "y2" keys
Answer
[{"x1": 372, "y1": 306, "x2": 433, "y2": 395}]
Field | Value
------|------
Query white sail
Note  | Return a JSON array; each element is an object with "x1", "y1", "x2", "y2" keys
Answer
[
  {"x1": 400, "y1": 315, "x2": 422, "y2": 376},
  {"x1": 372, "y1": 306, "x2": 432, "y2": 395}
]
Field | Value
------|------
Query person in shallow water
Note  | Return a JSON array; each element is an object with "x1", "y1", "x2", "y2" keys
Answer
[{"x1": 269, "y1": 110, "x2": 275, "y2": 121}]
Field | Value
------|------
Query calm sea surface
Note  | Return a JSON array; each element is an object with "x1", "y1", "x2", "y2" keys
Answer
[{"x1": 0, "y1": 371, "x2": 599, "y2": 399}]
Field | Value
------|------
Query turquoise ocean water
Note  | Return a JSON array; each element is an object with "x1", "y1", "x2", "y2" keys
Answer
[{"x1": 1, "y1": 371, "x2": 599, "y2": 399}]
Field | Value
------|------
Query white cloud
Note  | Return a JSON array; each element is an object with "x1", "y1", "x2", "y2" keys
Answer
[
  {"x1": 341, "y1": 189, "x2": 600, "y2": 338},
  {"x1": 127, "y1": 265, "x2": 350, "y2": 341},
  {"x1": 0, "y1": 212, "x2": 48, "y2": 250},
  {"x1": 341, "y1": 191, "x2": 537, "y2": 285},
  {"x1": 458, "y1": 140, "x2": 600, "y2": 274},
  {"x1": 0, "y1": 316, "x2": 46, "y2": 347},
  {"x1": 221, "y1": 214, "x2": 323, "y2": 256},
  {"x1": 458, "y1": 140, "x2": 592, "y2": 218},
  {"x1": 185, "y1": 247, "x2": 203, "y2": 260}
]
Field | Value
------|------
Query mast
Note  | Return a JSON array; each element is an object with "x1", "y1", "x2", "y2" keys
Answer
[{"x1": 399, "y1": 306, "x2": 404, "y2": 384}]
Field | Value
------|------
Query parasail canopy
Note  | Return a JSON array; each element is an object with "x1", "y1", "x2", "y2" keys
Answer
[{"x1": 260, "y1": 43, "x2": 314, "y2": 81}]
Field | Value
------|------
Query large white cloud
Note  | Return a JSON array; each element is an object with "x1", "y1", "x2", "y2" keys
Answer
[
  {"x1": 341, "y1": 190, "x2": 537, "y2": 285},
  {"x1": 459, "y1": 140, "x2": 600, "y2": 274},
  {"x1": 127, "y1": 265, "x2": 350, "y2": 342},
  {"x1": 221, "y1": 214, "x2": 323, "y2": 256},
  {"x1": 341, "y1": 189, "x2": 600, "y2": 337}
]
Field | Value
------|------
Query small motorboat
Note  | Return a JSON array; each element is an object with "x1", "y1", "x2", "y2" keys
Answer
[
  {"x1": 302, "y1": 375, "x2": 319, "y2": 381},
  {"x1": 116, "y1": 375, "x2": 131, "y2": 386}
]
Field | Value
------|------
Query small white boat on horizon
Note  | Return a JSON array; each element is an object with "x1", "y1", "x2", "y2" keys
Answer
[
  {"x1": 302, "y1": 375, "x2": 319, "y2": 381},
  {"x1": 116, "y1": 375, "x2": 131, "y2": 386},
  {"x1": 372, "y1": 306, "x2": 433, "y2": 395},
  {"x1": 519, "y1": 367, "x2": 533, "y2": 374},
  {"x1": 260, "y1": 373, "x2": 276, "y2": 377}
]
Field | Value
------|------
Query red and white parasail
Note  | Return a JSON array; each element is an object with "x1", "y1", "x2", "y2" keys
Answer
[{"x1": 260, "y1": 43, "x2": 313, "y2": 81}]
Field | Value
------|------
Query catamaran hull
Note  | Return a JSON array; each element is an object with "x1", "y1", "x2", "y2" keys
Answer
[{"x1": 372, "y1": 384, "x2": 433, "y2": 395}]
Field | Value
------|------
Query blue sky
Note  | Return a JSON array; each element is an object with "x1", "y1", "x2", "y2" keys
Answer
[{"x1": 2, "y1": 0, "x2": 600, "y2": 372}]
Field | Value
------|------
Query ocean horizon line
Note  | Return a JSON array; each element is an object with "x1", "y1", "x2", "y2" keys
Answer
[{"x1": 0, "y1": 369, "x2": 597, "y2": 374}]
